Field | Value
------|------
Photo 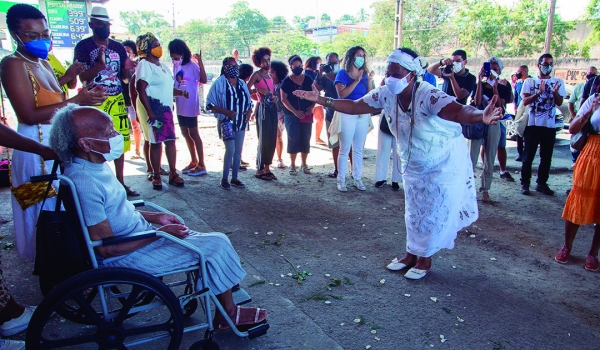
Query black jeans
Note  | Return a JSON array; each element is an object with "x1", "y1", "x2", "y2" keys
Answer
[
  {"x1": 516, "y1": 135, "x2": 524, "y2": 157},
  {"x1": 520, "y1": 125, "x2": 556, "y2": 186}
]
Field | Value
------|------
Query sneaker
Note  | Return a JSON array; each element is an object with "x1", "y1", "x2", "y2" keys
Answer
[
  {"x1": 277, "y1": 159, "x2": 286, "y2": 168},
  {"x1": 188, "y1": 165, "x2": 207, "y2": 176},
  {"x1": 520, "y1": 185, "x2": 530, "y2": 195},
  {"x1": 240, "y1": 160, "x2": 250, "y2": 167},
  {"x1": 337, "y1": 181, "x2": 347, "y2": 192},
  {"x1": 354, "y1": 179, "x2": 366, "y2": 191},
  {"x1": 0, "y1": 306, "x2": 35, "y2": 336},
  {"x1": 0, "y1": 339, "x2": 25, "y2": 350},
  {"x1": 374, "y1": 180, "x2": 386, "y2": 188},
  {"x1": 391, "y1": 182, "x2": 400, "y2": 191},
  {"x1": 500, "y1": 172, "x2": 515, "y2": 182},
  {"x1": 220, "y1": 179, "x2": 231, "y2": 190},
  {"x1": 585, "y1": 255, "x2": 599, "y2": 271},
  {"x1": 182, "y1": 162, "x2": 197, "y2": 174},
  {"x1": 515, "y1": 156, "x2": 522, "y2": 162},
  {"x1": 230, "y1": 179, "x2": 245, "y2": 188},
  {"x1": 555, "y1": 246, "x2": 570, "y2": 264},
  {"x1": 535, "y1": 183, "x2": 554, "y2": 196}
]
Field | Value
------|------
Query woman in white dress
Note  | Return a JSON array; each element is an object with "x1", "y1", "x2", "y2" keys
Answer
[{"x1": 294, "y1": 48, "x2": 502, "y2": 279}]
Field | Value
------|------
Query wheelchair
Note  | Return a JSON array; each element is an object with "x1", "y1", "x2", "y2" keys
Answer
[{"x1": 25, "y1": 173, "x2": 269, "y2": 349}]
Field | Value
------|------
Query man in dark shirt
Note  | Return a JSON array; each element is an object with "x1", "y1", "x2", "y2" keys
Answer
[
  {"x1": 428, "y1": 49, "x2": 476, "y2": 105},
  {"x1": 469, "y1": 57, "x2": 513, "y2": 203},
  {"x1": 73, "y1": 6, "x2": 136, "y2": 196},
  {"x1": 315, "y1": 52, "x2": 341, "y2": 178}
]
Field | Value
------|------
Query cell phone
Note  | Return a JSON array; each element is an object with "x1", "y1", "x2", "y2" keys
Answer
[
  {"x1": 483, "y1": 62, "x2": 491, "y2": 77},
  {"x1": 148, "y1": 119, "x2": 163, "y2": 128}
]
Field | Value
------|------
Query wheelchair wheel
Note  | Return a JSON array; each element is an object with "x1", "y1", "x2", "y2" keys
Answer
[
  {"x1": 27, "y1": 267, "x2": 184, "y2": 350},
  {"x1": 182, "y1": 281, "x2": 199, "y2": 318}
]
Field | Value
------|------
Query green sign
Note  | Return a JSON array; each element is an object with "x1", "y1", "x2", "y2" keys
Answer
[{"x1": 45, "y1": 0, "x2": 88, "y2": 48}]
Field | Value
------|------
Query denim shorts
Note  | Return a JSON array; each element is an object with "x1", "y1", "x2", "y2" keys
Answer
[{"x1": 498, "y1": 122, "x2": 506, "y2": 148}]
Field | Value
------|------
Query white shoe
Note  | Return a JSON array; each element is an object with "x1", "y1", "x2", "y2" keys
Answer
[
  {"x1": 0, "y1": 306, "x2": 35, "y2": 336},
  {"x1": 337, "y1": 181, "x2": 347, "y2": 192},
  {"x1": 354, "y1": 179, "x2": 366, "y2": 191},
  {"x1": 0, "y1": 340, "x2": 25, "y2": 350},
  {"x1": 404, "y1": 267, "x2": 430, "y2": 280},
  {"x1": 386, "y1": 257, "x2": 409, "y2": 271}
]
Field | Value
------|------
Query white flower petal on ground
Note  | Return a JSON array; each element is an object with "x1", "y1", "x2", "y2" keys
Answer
[
  {"x1": 375, "y1": 337, "x2": 380, "y2": 341},
  {"x1": 371, "y1": 330, "x2": 377, "y2": 334},
  {"x1": 366, "y1": 346, "x2": 371, "y2": 349},
  {"x1": 287, "y1": 273, "x2": 293, "y2": 276},
  {"x1": 274, "y1": 283, "x2": 280, "y2": 286},
  {"x1": 452, "y1": 265, "x2": 457, "y2": 269},
  {"x1": 254, "y1": 232, "x2": 259, "y2": 235},
  {"x1": 430, "y1": 297, "x2": 438, "y2": 302},
  {"x1": 354, "y1": 318, "x2": 361, "y2": 323},
  {"x1": 333, "y1": 238, "x2": 337, "y2": 240},
  {"x1": 323, "y1": 227, "x2": 328, "y2": 229},
  {"x1": 469, "y1": 234, "x2": 476, "y2": 238},
  {"x1": 456, "y1": 317, "x2": 464, "y2": 322},
  {"x1": 490, "y1": 257, "x2": 497, "y2": 261},
  {"x1": 362, "y1": 256, "x2": 367, "y2": 259},
  {"x1": 280, "y1": 274, "x2": 285, "y2": 278},
  {"x1": 325, "y1": 273, "x2": 331, "y2": 277},
  {"x1": 325, "y1": 301, "x2": 332, "y2": 305},
  {"x1": 404, "y1": 294, "x2": 411, "y2": 297},
  {"x1": 380, "y1": 279, "x2": 385, "y2": 284},
  {"x1": 267, "y1": 231, "x2": 273, "y2": 235},
  {"x1": 340, "y1": 323, "x2": 345, "y2": 326}
]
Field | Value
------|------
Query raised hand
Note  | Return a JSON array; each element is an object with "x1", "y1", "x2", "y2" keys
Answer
[
  {"x1": 482, "y1": 95, "x2": 502, "y2": 125},
  {"x1": 64, "y1": 60, "x2": 85, "y2": 80},
  {"x1": 76, "y1": 84, "x2": 107, "y2": 106},
  {"x1": 292, "y1": 84, "x2": 320, "y2": 102},
  {"x1": 539, "y1": 80, "x2": 546, "y2": 93},
  {"x1": 96, "y1": 46, "x2": 106, "y2": 66}
]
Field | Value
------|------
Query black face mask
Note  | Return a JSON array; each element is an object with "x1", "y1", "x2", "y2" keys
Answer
[
  {"x1": 292, "y1": 67, "x2": 303, "y2": 76},
  {"x1": 516, "y1": 73, "x2": 523, "y2": 79},
  {"x1": 587, "y1": 74, "x2": 597, "y2": 80},
  {"x1": 93, "y1": 26, "x2": 110, "y2": 40}
]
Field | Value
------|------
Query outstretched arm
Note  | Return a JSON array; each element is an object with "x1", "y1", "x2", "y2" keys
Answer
[
  {"x1": 293, "y1": 85, "x2": 379, "y2": 115},
  {"x1": 438, "y1": 95, "x2": 502, "y2": 125}
]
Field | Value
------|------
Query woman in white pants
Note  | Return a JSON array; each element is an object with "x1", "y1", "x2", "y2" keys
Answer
[
  {"x1": 375, "y1": 111, "x2": 401, "y2": 190},
  {"x1": 333, "y1": 46, "x2": 374, "y2": 191}
]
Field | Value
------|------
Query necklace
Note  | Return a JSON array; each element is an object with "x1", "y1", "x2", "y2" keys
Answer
[
  {"x1": 15, "y1": 51, "x2": 41, "y2": 68},
  {"x1": 395, "y1": 82, "x2": 418, "y2": 175}
]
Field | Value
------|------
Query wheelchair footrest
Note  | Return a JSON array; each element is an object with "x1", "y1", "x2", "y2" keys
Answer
[
  {"x1": 247, "y1": 323, "x2": 269, "y2": 340},
  {"x1": 232, "y1": 287, "x2": 252, "y2": 305}
]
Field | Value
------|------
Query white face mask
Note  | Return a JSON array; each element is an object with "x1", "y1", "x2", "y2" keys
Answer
[
  {"x1": 86, "y1": 134, "x2": 124, "y2": 162},
  {"x1": 385, "y1": 75, "x2": 410, "y2": 95},
  {"x1": 453, "y1": 62, "x2": 463, "y2": 74}
]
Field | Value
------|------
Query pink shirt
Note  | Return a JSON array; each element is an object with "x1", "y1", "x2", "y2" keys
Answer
[
  {"x1": 173, "y1": 61, "x2": 201, "y2": 117},
  {"x1": 254, "y1": 74, "x2": 273, "y2": 103}
]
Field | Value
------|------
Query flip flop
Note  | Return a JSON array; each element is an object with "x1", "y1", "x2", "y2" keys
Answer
[
  {"x1": 254, "y1": 173, "x2": 272, "y2": 181},
  {"x1": 214, "y1": 306, "x2": 267, "y2": 332},
  {"x1": 265, "y1": 172, "x2": 277, "y2": 180}
]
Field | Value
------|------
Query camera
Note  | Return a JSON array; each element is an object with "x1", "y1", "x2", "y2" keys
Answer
[
  {"x1": 322, "y1": 63, "x2": 334, "y2": 74},
  {"x1": 443, "y1": 64, "x2": 453, "y2": 74}
]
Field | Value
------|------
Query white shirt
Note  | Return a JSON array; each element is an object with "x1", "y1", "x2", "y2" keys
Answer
[
  {"x1": 135, "y1": 60, "x2": 174, "y2": 107},
  {"x1": 521, "y1": 76, "x2": 566, "y2": 128},
  {"x1": 576, "y1": 95, "x2": 600, "y2": 132}
]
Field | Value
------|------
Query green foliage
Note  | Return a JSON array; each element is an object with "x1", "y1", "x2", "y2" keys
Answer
[
  {"x1": 257, "y1": 32, "x2": 317, "y2": 58},
  {"x1": 357, "y1": 8, "x2": 369, "y2": 23},
  {"x1": 222, "y1": 1, "x2": 269, "y2": 57},
  {"x1": 320, "y1": 13, "x2": 331, "y2": 23},
  {"x1": 177, "y1": 20, "x2": 229, "y2": 60},
  {"x1": 270, "y1": 16, "x2": 290, "y2": 32},
  {"x1": 320, "y1": 33, "x2": 376, "y2": 59},
  {"x1": 337, "y1": 14, "x2": 357, "y2": 25},
  {"x1": 119, "y1": 10, "x2": 170, "y2": 36},
  {"x1": 293, "y1": 15, "x2": 316, "y2": 28}
]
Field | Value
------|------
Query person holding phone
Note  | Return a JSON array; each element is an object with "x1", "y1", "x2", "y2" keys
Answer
[
  {"x1": 428, "y1": 49, "x2": 476, "y2": 106},
  {"x1": 469, "y1": 57, "x2": 513, "y2": 203},
  {"x1": 519, "y1": 53, "x2": 566, "y2": 196}
]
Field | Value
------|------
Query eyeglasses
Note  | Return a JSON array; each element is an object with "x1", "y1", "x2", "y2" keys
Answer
[
  {"x1": 17, "y1": 31, "x2": 52, "y2": 41},
  {"x1": 540, "y1": 63, "x2": 553, "y2": 67}
]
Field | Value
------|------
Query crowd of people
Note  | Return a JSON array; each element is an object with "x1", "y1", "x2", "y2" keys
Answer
[{"x1": 0, "y1": 3, "x2": 599, "y2": 348}]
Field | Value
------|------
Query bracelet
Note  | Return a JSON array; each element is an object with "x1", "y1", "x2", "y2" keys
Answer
[{"x1": 325, "y1": 97, "x2": 334, "y2": 108}]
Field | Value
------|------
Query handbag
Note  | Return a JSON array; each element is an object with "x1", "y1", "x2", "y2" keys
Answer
[
  {"x1": 33, "y1": 162, "x2": 88, "y2": 285},
  {"x1": 380, "y1": 114, "x2": 393, "y2": 136},
  {"x1": 9, "y1": 125, "x2": 57, "y2": 210},
  {"x1": 218, "y1": 119, "x2": 235, "y2": 141},
  {"x1": 300, "y1": 112, "x2": 314, "y2": 123},
  {"x1": 462, "y1": 96, "x2": 489, "y2": 140}
]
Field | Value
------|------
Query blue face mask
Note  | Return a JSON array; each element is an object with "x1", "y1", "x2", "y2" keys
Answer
[
  {"x1": 354, "y1": 56, "x2": 365, "y2": 69},
  {"x1": 17, "y1": 36, "x2": 51, "y2": 60}
]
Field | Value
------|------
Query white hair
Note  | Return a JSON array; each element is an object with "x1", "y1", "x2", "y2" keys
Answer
[
  {"x1": 49, "y1": 104, "x2": 84, "y2": 164},
  {"x1": 489, "y1": 56, "x2": 504, "y2": 72}
]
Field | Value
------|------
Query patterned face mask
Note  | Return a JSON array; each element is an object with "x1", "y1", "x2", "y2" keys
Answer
[{"x1": 224, "y1": 65, "x2": 239, "y2": 78}]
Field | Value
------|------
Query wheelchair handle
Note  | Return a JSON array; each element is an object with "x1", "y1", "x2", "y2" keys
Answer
[{"x1": 30, "y1": 174, "x2": 58, "y2": 183}]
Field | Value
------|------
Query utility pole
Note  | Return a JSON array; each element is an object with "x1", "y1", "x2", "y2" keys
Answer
[
  {"x1": 172, "y1": 2, "x2": 176, "y2": 37},
  {"x1": 394, "y1": 0, "x2": 404, "y2": 49},
  {"x1": 543, "y1": 0, "x2": 557, "y2": 53}
]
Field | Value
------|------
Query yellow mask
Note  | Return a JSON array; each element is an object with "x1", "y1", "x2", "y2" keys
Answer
[{"x1": 150, "y1": 45, "x2": 163, "y2": 58}]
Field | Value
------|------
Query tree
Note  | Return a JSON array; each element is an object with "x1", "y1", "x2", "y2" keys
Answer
[
  {"x1": 257, "y1": 32, "x2": 317, "y2": 58},
  {"x1": 270, "y1": 16, "x2": 290, "y2": 32},
  {"x1": 177, "y1": 20, "x2": 229, "y2": 60},
  {"x1": 321, "y1": 13, "x2": 331, "y2": 23},
  {"x1": 357, "y1": 8, "x2": 369, "y2": 22},
  {"x1": 293, "y1": 15, "x2": 316, "y2": 29},
  {"x1": 221, "y1": 1, "x2": 269, "y2": 57},
  {"x1": 337, "y1": 14, "x2": 357, "y2": 25},
  {"x1": 119, "y1": 11, "x2": 170, "y2": 36}
]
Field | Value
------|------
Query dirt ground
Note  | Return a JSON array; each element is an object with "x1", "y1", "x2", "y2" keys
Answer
[{"x1": 0, "y1": 114, "x2": 599, "y2": 350}]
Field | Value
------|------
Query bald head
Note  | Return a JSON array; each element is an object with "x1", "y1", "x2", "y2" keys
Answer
[{"x1": 72, "y1": 107, "x2": 112, "y2": 138}]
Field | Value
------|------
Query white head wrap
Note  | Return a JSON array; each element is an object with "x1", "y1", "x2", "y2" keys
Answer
[
  {"x1": 387, "y1": 49, "x2": 424, "y2": 77},
  {"x1": 489, "y1": 56, "x2": 504, "y2": 72}
]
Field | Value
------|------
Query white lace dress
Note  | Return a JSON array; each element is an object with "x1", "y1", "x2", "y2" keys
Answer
[{"x1": 363, "y1": 84, "x2": 478, "y2": 257}]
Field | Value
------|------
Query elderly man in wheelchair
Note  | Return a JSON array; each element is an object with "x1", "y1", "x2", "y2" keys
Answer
[{"x1": 27, "y1": 104, "x2": 267, "y2": 349}]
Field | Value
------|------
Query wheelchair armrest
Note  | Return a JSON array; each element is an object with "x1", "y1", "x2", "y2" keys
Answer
[
  {"x1": 101, "y1": 231, "x2": 157, "y2": 246},
  {"x1": 129, "y1": 200, "x2": 145, "y2": 207},
  {"x1": 30, "y1": 174, "x2": 58, "y2": 183}
]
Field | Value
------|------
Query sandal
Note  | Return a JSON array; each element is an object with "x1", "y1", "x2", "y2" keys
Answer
[
  {"x1": 289, "y1": 167, "x2": 297, "y2": 175},
  {"x1": 168, "y1": 173, "x2": 185, "y2": 187},
  {"x1": 214, "y1": 306, "x2": 267, "y2": 332},
  {"x1": 147, "y1": 172, "x2": 153, "y2": 181},
  {"x1": 123, "y1": 185, "x2": 140, "y2": 197},
  {"x1": 265, "y1": 172, "x2": 278, "y2": 180},
  {"x1": 159, "y1": 167, "x2": 169, "y2": 176},
  {"x1": 300, "y1": 165, "x2": 311, "y2": 174},
  {"x1": 152, "y1": 176, "x2": 162, "y2": 190},
  {"x1": 131, "y1": 153, "x2": 143, "y2": 160},
  {"x1": 254, "y1": 173, "x2": 272, "y2": 181},
  {"x1": 328, "y1": 170, "x2": 338, "y2": 178}
]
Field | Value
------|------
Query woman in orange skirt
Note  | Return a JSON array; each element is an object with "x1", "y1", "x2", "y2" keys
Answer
[{"x1": 556, "y1": 93, "x2": 600, "y2": 271}]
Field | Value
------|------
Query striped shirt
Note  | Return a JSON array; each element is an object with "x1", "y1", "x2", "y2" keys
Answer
[{"x1": 206, "y1": 75, "x2": 252, "y2": 131}]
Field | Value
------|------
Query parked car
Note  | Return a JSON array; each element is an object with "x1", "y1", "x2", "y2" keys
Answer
[{"x1": 504, "y1": 110, "x2": 565, "y2": 141}]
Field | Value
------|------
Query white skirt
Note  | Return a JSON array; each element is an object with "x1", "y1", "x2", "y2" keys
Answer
[
  {"x1": 10, "y1": 123, "x2": 58, "y2": 262},
  {"x1": 402, "y1": 137, "x2": 478, "y2": 257}
]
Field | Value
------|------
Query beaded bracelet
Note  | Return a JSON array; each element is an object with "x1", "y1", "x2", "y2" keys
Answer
[{"x1": 325, "y1": 97, "x2": 334, "y2": 108}]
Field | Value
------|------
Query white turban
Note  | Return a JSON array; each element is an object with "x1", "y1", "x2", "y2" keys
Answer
[{"x1": 387, "y1": 49, "x2": 424, "y2": 77}]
